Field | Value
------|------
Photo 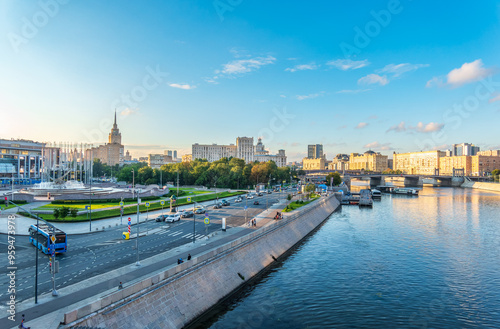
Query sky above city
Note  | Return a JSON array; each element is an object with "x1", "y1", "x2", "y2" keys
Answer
[{"x1": 1, "y1": 0, "x2": 500, "y2": 161}]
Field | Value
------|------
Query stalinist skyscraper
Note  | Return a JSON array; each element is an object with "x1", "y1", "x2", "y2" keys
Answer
[{"x1": 88, "y1": 111, "x2": 125, "y2": 166}]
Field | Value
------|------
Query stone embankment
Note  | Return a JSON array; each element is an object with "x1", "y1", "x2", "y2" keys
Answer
[{"x1": 64, "y1": 194, "x2": 341, "y2": 329}]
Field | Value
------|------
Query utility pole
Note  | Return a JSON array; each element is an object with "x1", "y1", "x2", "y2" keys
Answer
[{"x1": 176, "y1": 170, "x2": 179, "y2": 197}]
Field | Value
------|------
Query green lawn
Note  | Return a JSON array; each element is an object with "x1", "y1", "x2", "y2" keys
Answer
[
  {"x1": 282, "y1": 194, "x2": 320, "y2": 212},
  {"x1": 30, "y1": 191, "x2": 246, "y2": 222}
]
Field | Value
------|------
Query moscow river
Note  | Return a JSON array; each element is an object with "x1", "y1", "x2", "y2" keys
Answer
[{"x1": 198, "y1": 187, "x2": 500, "y2": 329}]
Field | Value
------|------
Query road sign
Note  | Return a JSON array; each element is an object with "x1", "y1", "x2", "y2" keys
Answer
[
  {"x1": 119, "y1": 201, "x2": 124, "y2": 207},
  {"x1": 187, "y1": 197, "x2": 191, "y2": 202},
  {"x1": 145, "y1": 202, "x2": 150, "y2": 207},
  {"x1": 50, "y1": 235, "x2": 56, "y2": 243},
  {"x1": 204, "y1": 217, "x2": 210, "y2": 224},
  {"x1": 160, "y1": 200, "x2": 165, "y2": 206},
  {"x1": 85, "y1": 205, "x2": 89, "y2": 210},
  {"x1": 244, "y1": 206, "x2": 247, "y2": 210},
  {"x1": 120, "y1": 208, "x2": 124, "y2": 215}
]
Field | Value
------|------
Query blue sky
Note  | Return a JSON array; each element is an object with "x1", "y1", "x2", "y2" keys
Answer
[{"x1": 1, "y1": 0, "x2": 499, "y2": 161}]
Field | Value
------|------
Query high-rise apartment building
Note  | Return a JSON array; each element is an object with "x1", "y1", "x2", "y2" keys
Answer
[
  {"x1": 192, "y1": 137, "x2": 287, "y2": 166},
  {"x1": 451, "y1": 143, "x2": 480, "y2": 156},
  {"x1": 307, "y1": 144, "x2": 324, "y2": 159}
]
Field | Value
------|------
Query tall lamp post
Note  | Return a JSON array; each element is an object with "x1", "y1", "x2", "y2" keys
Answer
[
  {"x1": 132, "y1": 169, "x2": 140, "y2": 266},
  {"x1": 89, "y1": 161, "x2": 92, "y2": 232}
]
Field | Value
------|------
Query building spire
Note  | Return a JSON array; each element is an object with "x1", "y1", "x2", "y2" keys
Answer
[{"x1": 113, "y1": 109, "x2": 117, "y2": 128}]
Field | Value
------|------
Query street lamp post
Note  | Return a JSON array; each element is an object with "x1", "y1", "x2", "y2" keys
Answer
[
  {"x1": 132, "y1": 169, "x2": 140, "y2": 266},
  {"x1": 89, "y1": 168, "x2": 92, "y2": 232}
]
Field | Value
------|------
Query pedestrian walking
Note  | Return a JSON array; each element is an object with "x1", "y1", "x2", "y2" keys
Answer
[
  {"x1": 187, "y1": 254, "x2": 192, "y2": 261},
  {"x1": 118, "y1": 282, "x2": 123, "y2": 289},
  {"x1": 19, "y1": 314, "x2": 30, "y2": 329}
]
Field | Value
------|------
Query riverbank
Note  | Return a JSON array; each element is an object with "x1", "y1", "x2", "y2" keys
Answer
[
  {"x1": 61, "y1": 194, "x2": 340, "y2": 328},
  {"x1": 461, "y1": 180, "x2": 500, "y2": 193}
]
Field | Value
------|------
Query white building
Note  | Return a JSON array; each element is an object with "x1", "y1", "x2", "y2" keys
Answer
[
  {"x1": 253, "y1": 138, "x2": 287, "y2": 167},
  {"x1": 192, "y1": 137, "x2": 287, "y2": 166},
  {"x1": 148, "y1": 154, "x2": 174, "y2": 169}
]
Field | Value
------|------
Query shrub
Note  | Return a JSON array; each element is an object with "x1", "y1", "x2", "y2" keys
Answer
[
  {"x1": 70, "y1": 208, "x2": 78, "y2": 218},
  {"x1": 53, "y1": 208, "x2": 60, "y2": 219}
]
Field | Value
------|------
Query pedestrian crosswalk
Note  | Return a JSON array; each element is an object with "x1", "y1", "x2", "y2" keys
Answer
[{"x1": 157, "y1": 229, "x2": 205, "y2": 239}]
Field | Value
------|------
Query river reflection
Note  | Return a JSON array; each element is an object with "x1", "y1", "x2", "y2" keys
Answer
[{"x1": 198, "y1": 187, "x2": 500, "y2": 329}]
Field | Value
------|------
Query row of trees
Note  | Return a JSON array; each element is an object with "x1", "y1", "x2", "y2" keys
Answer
[{"x1": 94, "y1": 158, "x2": 299, "y2": 189}]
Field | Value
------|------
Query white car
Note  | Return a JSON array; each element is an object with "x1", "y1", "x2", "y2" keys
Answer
[
  {"x1": 246, "y1": 194, "x2": 254, "y2": 199},
  {"x1": 165, "y1": 214, "x2": 181, "y2": 223},
  {"x1": 234, "y1": 197, "x2": 242, "y2": 203}
]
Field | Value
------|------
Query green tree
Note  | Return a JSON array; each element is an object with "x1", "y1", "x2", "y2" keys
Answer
[
  {"x1": 305, "y1": 183, "x2": 315, "y2": 199},
  {"x1": 70, "y1": 208, "x2": 78, "y2": 218},
  {"x1": 492, "y1": 169, "x2": 500, "y2": 182},
  {"x1": 60, "y1": 206, "x2": 70, "y2": 219},
  {"x1": 325, "y1": 172, "x2": 342, "y2": 186},
  {"x1": 53, "y1": 208, "x2": 60, "y2": 219},
  {"x1": 92, "y1": 159, "x2": 105, "y2": 177}
]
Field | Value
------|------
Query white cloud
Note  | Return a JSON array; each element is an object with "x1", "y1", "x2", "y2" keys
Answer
[
  {"x1": 336, "y1": 89, "x2": 371, "y2": 94},
  {"x1": 363, "y1": 141, "x2": 393, "y2": 151},
  {"x1": 376, "y1": 63, "x2": 429, "y2": 77},
  {"x1": 285, "y1": 63, "x2": 318, "y2": 72},
  {"x1": 327, "y1": 59, "x2": 370, "y2": 70},
  {"x1": 358, "y1": 74, "x2": 389, "y2": 86},
  {"x1": 168, "y1": 83, "x2": 196, "y2": 90},
  {"x1": 217, "y1": 55, "x2": 276, "y2": 76},
  {"x1": 387, "y1": 121, "x2": 444, "y2": 133},
  {"x1": 427, "y1": 59, "x2": 493, "y2": 88},
  {"x1": 426, "y1": 77, "x2": 444, "y2": 88},
  {"x1": 296, "y1": 93, "x2": 322, "y2": 101},
  {"x1": 489, "y1": 94, "x2": 500, "y2": 103},
  {"x1": 120, "y1": 108, "x2": 138, "y2": 117},
  {"x1": 279, "y1": 94, "x2": 287, "y2": 98},
  {"x1": 386, "y1": 121, "x2": 406, "y2": 133},
  {"x1": 447, "y1": 59, "x2": 491, "y2": 87},
  {"x1": 355, "y1": 122, "x2": 368, "y2": 129},
  {"x1": 411, "y1": 122, "x2": 444, "y2": 133}
]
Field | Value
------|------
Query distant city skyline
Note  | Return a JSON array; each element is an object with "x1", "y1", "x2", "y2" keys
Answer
[{"x1": 1, "y1": 1, "x2": 500, "y2": 161}]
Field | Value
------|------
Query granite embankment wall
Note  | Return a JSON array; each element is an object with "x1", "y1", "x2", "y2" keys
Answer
[
  {"x1": 461, "y1": 181, "x2": 500, "y2": 192},
  {"x1": 64, "y1": 195, "x2": 341, "y2": 329}
]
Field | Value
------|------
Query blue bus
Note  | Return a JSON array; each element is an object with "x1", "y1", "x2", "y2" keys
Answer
[{"x1": 28, "y1": 223, "x2": 67, "y2": 255}]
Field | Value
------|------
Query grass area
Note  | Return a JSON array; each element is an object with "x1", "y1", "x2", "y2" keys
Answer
[
  {"x1": 30, "y1": 191, "x2": 246, "y2": 222},
  {"x1": 35, "y1": 200, "x2": 139, "y2": 210},
  {"x1": 282, "y1": 193, "x2": 320, "y2": 212}
]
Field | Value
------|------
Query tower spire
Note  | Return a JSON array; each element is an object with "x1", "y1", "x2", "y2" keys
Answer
[{"x1": 113, "y1": 109, "x2": 117, "y2": 128}]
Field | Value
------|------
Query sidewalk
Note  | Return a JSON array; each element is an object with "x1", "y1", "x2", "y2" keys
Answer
[{"x1": 4, "y1": 200, "x2": 286, "y2": 329}]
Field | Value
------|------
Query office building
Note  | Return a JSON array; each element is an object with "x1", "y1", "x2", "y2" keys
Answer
[{"x1": 307, "y1": 144, "x2": 324, "y2": 159}]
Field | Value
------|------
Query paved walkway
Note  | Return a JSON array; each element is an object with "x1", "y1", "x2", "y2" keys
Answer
[{"x1": 2, "y1": 200, "x2": 287, "y2": 329}]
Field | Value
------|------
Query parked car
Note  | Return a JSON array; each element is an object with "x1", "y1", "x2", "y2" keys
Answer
[
  {"x1": 213, "y1": 202, "x2": 223, "y2": 209},
  {"x1": 234, "y1": 197, "x2": 242, "y2": 203},
  {"x1": 246, "y1": 194, "x2": 254, "y2": 199},
  {"x1": 181, "y1": 211, "x2": 194, "y2": 218},
  {"x1": 253, "y1": 200, "x2": 260, "y2": 205},
  {"x1": 165, "y1": 214, "x2": 181, "y2": 223},
  {"x1": 194, "y1": 208, "x2": 206, "y2": 214},
  {"x1": 221, "y1": 199, "x2": 230, "y2": 206},
  {"x1": 155, "y1": 214, "x2": 168, "y2": 222}
]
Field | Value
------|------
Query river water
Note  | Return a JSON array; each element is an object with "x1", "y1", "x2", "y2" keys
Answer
[{"x1": 199, "y1": 187, "x2": 500, "y2": 329}]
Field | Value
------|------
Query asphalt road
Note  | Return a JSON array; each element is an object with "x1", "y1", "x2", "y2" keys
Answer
[{"x1": 0, "y1": 191, "x2": 288, "y2": 306}]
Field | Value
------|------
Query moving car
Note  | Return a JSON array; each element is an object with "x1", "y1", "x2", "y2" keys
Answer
[
  {"x1": 181, "y1": 211, "x2": 194, "y2": 218},
  {"x1": 221, "y1": 199, "x2": 230, "y2": 206},
  {"x1": 155, "y1": 214, "x2": 168, "y2": 222},
  {"x1": 165, "y1": 214, "x2": 181, "y2": 223},
  {"x1": 257, "y1": 192, "x2": 263, "y2": 196},
  {"x1": 253, "y1": 200, "x2": 260, "y2": 205},
  {"x1": 194, "y1": 208, "x2": 206, "y2": 214},
  {"x1": 213, "y1": 202, "x2": 223, "y2": 209},
  {"x1": 246, "y1": 194, "x2": 254, "y2": 199},
  {"x1": 234, "y1": 197, "x2": 242, "y2": 203},
  {"x1": 267, "y1": 190, "x2": 272, "y2": 194}
]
